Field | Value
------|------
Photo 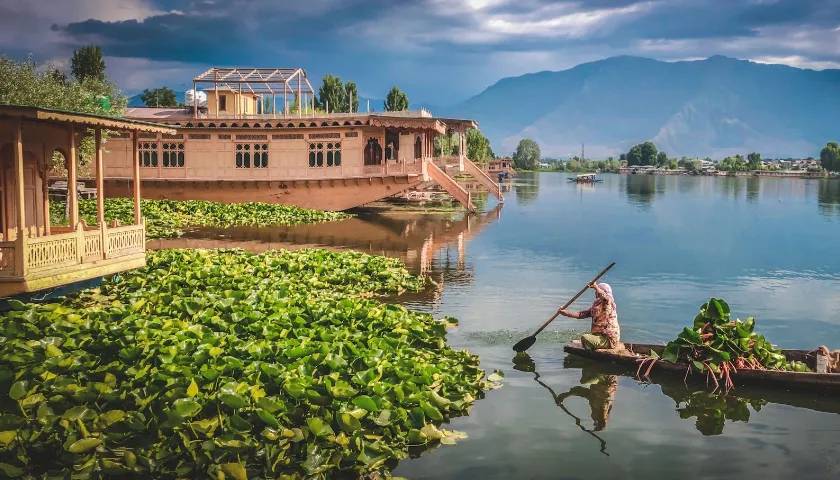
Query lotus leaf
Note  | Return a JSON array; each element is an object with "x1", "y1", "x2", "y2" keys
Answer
[
  {"x1": 50, "y1": 198, "x2": 350, "y2": 239},
  {"x1": 0, "y1": 248, "x2": 490, "y2": 478}
]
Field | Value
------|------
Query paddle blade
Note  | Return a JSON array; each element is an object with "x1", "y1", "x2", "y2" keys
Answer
[{"x1": 513, "y1": 336, "x2": 536, "y2": 352}]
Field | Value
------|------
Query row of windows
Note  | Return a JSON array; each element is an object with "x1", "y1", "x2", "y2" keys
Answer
[
  {"x1": 236, "y1": 143, "x2": 269, "y2": 168},
  {"x1": 137, "y1": 142, "x2": 359, "y2": 169},
  {"x1": 309, "y1": 142, "x2": 342, "y2": 168}
]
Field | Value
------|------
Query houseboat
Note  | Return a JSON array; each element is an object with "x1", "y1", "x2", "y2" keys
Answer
[
  {"x1": 0, "y1": 105, "x2": 174, "y2": 297},
  {"x1": 101, "y1": 67, "x2": 502, "y2": 211}
]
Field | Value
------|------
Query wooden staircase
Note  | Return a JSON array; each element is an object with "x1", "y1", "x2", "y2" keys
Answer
[
  {"x1": 426, "y1": 161, "x2": 475, "y2": 212},
  {"x1": 463, "y1": 158, "x2": 504, "y2": 202}
]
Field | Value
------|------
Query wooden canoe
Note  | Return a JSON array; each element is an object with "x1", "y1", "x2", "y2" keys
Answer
[{"x1": 563, "y1": 340, "x2": 840, "y2": 392}]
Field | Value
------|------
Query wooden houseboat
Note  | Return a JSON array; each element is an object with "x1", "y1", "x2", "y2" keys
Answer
[
  {"x1": 0, "y1": 105, "x2": 174, "y2": 297},
  {"x1": 101, "y1": 67, "x2": 502, "y2": 211}
]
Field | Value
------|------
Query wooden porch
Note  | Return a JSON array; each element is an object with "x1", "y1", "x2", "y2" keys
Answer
[{"x1": 0, "y1": 105, "x2": 175, "y2": 297}]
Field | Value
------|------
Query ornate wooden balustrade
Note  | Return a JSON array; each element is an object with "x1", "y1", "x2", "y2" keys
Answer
[{"x1": 0, "y1": 223, "x2": 146, "y2": 295}]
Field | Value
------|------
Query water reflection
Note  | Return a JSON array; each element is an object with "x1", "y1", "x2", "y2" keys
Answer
[
  {"x1": 513, "y1": 353, "x2": 611, "y2": 455},
  {"x1": 558, "y1": 354, "x2": 840, "y2": 437},
  {"x1": 149, "y1": 204, "x2": 503, "y2": 304},
  {"x1": 513, "y1": 172, "x2": 540, "y2": 205},
  {"x1": 623, "y1": 174, "x2": 660, "y2": 207},
  {"x1": 818, "y1": 179, "x2": 840, "y2": 217}
]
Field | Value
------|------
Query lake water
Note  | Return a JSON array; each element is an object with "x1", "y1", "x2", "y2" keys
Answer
[{"x1": 170, "y1": 172, "x2": 840, "y2": 479}]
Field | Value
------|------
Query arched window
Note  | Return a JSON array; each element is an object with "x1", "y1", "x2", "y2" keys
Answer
[
  {"x1": 308, "y1": 143, "x2": 341, "y2": 168},
  {"x1": 139, "y1": 142, "x2": 158, "y2": 167},
  {"x1": 364, "y1": 138, "x2": 382, "y2": 166},
  {"x1": 414, "y1": 135, "x2": 422, "y2": 160}
]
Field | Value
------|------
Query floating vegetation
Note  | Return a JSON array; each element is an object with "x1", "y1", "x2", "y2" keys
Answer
[
  {"x1": 50, "y1": 198, "x2": 350, "y2": 239},
  {"x1": 649, "y1": 298, "x2": 811, "y2": 391},
  {"x1": 0, "y1": 249, "x2": 490, "y2": 478}
]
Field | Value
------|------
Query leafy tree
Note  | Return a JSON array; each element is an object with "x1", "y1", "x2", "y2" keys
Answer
[
  {"x1": 71, "y1": 45, "x2": 106, "y2": 81},
  {"x1": 747, "y1": 152, "x2": 762, "y2": 170},
  {"x1": 626, "y1": 141, "x2": 658, "y2": 166},
  {"x1": 434, "y1": 132, "x2": 458, "y2": 156},
  {"x1": 512, "y1": 138, "x2": 540, "y2": 170},
  {"x1": 656, "y1": 151, "x2": 668, "y2": 167},
  {"x1": 345, "y1": 81, "x2": 359, "y2": 113},
  {"x1": 140, "y1": 87, "x2": 178, "y2": 107},
  {"x1": 0, "y1": 56, "x2": 125, "y2": 166},
  {"x1": 384, "y1": 86, "x2": 408, "y2": 111},
  {"x1": 315, "y1": 75, "x2": 359, "y2": 113},
  {"x1": 466, "y1": 128, "x2": 494, "y2": 163},
  {"x1": 719, "y1": 154, "x2": 748, "y2": 172},
  {"x1": 316, "y1": 75, "x2": 345, "y2": 113},
  {"x1": 820, "y1": 142, "x2": 840, "y2": 172}
]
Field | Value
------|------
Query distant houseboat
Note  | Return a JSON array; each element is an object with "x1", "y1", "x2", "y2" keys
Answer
[{"x1": 100, "y1": 66, "x2": 502, "y2": 211}]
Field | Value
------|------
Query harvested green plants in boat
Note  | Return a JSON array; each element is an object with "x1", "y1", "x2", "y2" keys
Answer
[
  {"x1": 641, "y1": 298, "x2": 810, "y2": 392},
  {"x1": 0, "y1": 249, "x2": 490, "y2": 478},
  {"x1": 50, "y1": 198, "x2": 349, "y2": 238}
]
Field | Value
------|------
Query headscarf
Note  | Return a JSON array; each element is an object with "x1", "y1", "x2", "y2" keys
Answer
[{"x1": 595, "y1": 283, "x2": 613, "y2": 302}]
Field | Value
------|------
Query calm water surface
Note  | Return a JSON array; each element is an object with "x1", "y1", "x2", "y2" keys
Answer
[{"x1": 164, "y1": 173, "x2": 840, "y2": 479}]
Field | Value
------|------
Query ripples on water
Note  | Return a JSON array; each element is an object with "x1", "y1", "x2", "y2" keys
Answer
[{"x1": 176, "y1": 172, "x2": 840, "y2": 479}]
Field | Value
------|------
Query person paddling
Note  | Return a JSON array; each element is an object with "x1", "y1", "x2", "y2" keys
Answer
[{"x1": 559, "y1": 282, "x2": 621, "y2": 351}]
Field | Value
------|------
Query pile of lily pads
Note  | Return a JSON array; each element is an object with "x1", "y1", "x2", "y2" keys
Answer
[
  {"x1": 657, "y1": 298, "x2": 810, "y2": 391},
  {"x1": 0, "y1": 249, "x2": 492, "y2": 478},
  {"x1": 50, "y1": 198, "x2": 349, "y2": 238}
]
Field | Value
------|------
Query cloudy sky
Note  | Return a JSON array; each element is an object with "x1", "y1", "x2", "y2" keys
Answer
[{"x1": 1, "y1": 0, "x2": 839, "y2": 104}]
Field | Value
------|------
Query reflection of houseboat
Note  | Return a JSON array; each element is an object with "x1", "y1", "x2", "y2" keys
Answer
[
  {"x1": 101, "y1": 66, "x2": 503, "y2": 211},
  {"x1": 569, "y1": 173, "x2": 601, "y2": 183}
]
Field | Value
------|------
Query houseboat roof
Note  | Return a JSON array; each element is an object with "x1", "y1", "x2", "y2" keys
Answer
[
  {"x1": 0, "y1": 104, "x2": 177, "y2": 134},
  {"x1": 193, "y1": 67, "x2": 315, "y2": 95},
  {"x1": 122, "y1": 108, "x2": 476, "y2": 133}
]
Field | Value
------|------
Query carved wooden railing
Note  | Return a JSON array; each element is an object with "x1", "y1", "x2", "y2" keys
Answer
[
  {"x1": 426, "y1": 161, "x2": 474, "y2": 212},
  {"x1": 82, "y1": 230, "x2": 103, "y2": 262},
  {"x1": 0, "y1": 242, "x2": 16, "y2": 276},
  {"x1": 8, "y1": 224, "x2": 147, "y2": 277},
  {"x1": 463, "y1": 158, "x2": 504, "y2": 201},
  {"x1": 26, "y1": 231, "x2": 79, "y2": 274},
  {"x1": 106, "y1": 224, "x2": 145, "y2": 259}
]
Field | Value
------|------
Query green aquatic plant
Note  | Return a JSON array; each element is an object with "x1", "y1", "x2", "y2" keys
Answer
[
  {"x1": 50, "y1": 198, "x2": 350, "y2": 239},
  {"x1": 0, "y1": 249, "x2": 490, "y2": 478},
  {"x1": 646, "y1": 298, "x2": 810, "y2": 392}
]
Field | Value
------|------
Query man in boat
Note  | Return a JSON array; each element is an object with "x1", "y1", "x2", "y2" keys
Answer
[{"x1": 558, "y1": 282, "x2": 622, "y2": 351}]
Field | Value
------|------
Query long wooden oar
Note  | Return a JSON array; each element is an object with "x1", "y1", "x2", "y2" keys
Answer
[{"x1": 512, "y1": 262, "x2": 615, "y2": 352}]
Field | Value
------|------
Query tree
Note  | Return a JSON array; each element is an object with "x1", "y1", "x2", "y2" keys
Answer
[
  {"x1": 466, "y1": 128, "x2": 494, "y2": 163},
  {"x1": 820, "y1": 142, "x2": 840, "y2": 172},
  {"x1": 345, "y1": 81, "x2": 359, "y2": 113},
  {"x1": 656, "y1": 151, "x2": 668, "y2": 167},
  {"x1": 0, "y1": 56, "x2": 125, "y2": 166},
  {"x1": 140, "y1": 87, "x2": 178, "y2": 107},
  {"x1": 316, "y1": 75, "x2": 345, "y2": 113},
  {"x1": 71, "y1": 45, "x2": 106, "y2": 81},
  {"x1": 719, "y1": 154, "x2": 748, "y2": 172},
  {"x1": 626, "y1": 141, "x2": 658, "y2": 166},
  {"x1": 384, "y1": 86, "x2": 408, "y2": 111},
  {"x1": 512, "y1": 138, "x2": 540, "y2": 170},
  {"x1": 747, "y1": 152, "x2": 762, "y2": 170}
]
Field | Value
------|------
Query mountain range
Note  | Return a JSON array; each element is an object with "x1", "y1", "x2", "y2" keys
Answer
[{"x1": 450, "y1": 55, "x2": 840, "y2": 159}]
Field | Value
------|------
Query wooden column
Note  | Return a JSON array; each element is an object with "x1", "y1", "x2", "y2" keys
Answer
[
  {"x1": 132, "y1": 132, "x2": 141, "y2": 224},
  {"x1": 13, "y1": 119, "x2": 26, "y2": 276},
  {"x1": 94, "y1": 129, "x2": 106, "y2": 256},
  {"x1": 67, "y1": 126, "x2": 79, "y2": 228},
  {"x1": 13, "y1": 119, "x2": 26, "y2": 238},
  {"x1": 42, "y1": 154, "x2": 50, "y2": 236}
]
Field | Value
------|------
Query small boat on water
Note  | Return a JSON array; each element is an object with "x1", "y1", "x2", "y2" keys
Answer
[
  {"x1": 564, "y1": 340, "x2": 840, "y2": 392},
  {"x1": 568, "y1": 173, "x2": 602, "y2": 183}
]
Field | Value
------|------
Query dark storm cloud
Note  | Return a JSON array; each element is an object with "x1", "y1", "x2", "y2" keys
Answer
[{"x1": 3, "y1": 0, "x2": 839, "y2": 102}]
